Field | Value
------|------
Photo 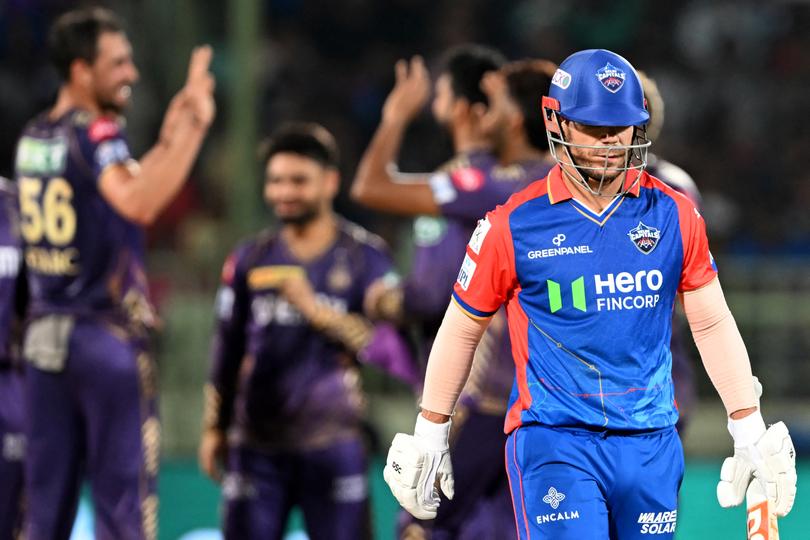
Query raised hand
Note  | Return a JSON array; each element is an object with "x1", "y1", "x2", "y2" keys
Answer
[
  {"x1": 182, "y1": 45, "x2": 216, "y2": 128},
  {"x1": 382, "y1": 56, "x2": 431, "y2": 126}
]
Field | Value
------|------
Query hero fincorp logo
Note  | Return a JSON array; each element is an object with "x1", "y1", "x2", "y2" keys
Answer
[
  {"x1": 594, "y1": 269, "x2": 663, "y2": 311},
  {"x1": 546, "y1": 269, "x2": 664, "y2": 313},
  {"x1": 527, "y1": 233, "x2": 593, "y2": 259}
]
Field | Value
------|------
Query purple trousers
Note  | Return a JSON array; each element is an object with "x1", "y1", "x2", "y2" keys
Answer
[
  {"x1": 223, "y1": 437, "x2": 370, "y2": 540},
  {"x1": 0, "y1": 368, "x2": 24, "y2": 540},
  {"x1": 24, "y1": 319, "x2": 158, "y2": 540},
  {"x1": 398, "y1": 405, "x2": 517, "y2": 540}
]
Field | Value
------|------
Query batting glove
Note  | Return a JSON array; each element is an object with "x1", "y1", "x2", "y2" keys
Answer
[
  {"x1": 383, "y1": 415, "x2": 454, "y2": 519},
  {"x1": 717, "y1": 378, "x2": 797, "y2": 516}
]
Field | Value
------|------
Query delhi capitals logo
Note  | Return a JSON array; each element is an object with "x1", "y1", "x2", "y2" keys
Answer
[
  {"x1": 596, "y1": 62, "x2": 626, "y2": 93},
  {"x1": 627, "y1": 222, "x2": 661, "y2": 254}
]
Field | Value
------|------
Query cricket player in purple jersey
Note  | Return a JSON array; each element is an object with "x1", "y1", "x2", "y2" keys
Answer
[
  {"x1": 354, "y1": 48, "x2": 557, "y2": 539},
  {"x1": 198, "y1": 123, "x2": 410, "y2": 540},
  {"x1": 0, "y1": 177, "x2": 26, "y2": 540},
  {"x1": 13, "y1": 8, "x2": 214, "y2": 540}
]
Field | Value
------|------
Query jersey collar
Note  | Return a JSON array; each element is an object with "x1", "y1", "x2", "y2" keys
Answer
[{"x1": 547, "y1": 165, "x2": 643, "y2": 204}]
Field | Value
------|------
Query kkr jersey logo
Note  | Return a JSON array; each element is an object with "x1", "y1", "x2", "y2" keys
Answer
[
  {"x1": 627, "y1": 222, "x2": 661, "y2": 254},
  {"x1": 596, "y1": 62, "x2": 626, "y2": 93}
]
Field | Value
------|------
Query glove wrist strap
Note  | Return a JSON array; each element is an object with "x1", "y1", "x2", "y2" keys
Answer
[
  {"x1": 414, "y1": 414, "x2": 451, "y2": 452},
  {"x1": 728, "y1": 410, "x2": 766, "y2": 447}
]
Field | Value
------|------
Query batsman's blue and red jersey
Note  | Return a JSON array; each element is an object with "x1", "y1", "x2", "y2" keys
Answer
[{"x1": 452, "y1": 165, "x2": 717, "y2": 432}]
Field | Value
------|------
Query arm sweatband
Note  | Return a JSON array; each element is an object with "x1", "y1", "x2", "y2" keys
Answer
[
  {"x1": 420, "y1": 301, "x2": 491, "y2": 415},
  {"x1": 682, "y1": 277, "x2": 757, "y2": 416}
]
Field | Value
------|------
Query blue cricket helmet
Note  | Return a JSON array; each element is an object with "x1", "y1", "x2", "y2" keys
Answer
[{"x1": 545, "y1": 49, "x2": 649, "y2": 127}]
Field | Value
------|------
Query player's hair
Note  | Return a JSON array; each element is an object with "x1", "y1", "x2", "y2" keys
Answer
[
  {"x1": 260, "y1": 123, "x2": 340, "y2": 169},
  {"x1": 505, "y1": 60, "x2": 557, "y2": 152},
  {"x1": 637, "y1": 70, "x2": 664, "y2": 141},
  {"x1": 438, "y1": 44, "x2": 506, "y2": 105},
  {"x1": 49, "y1": 7, "x2": 125, "y2": 82}
]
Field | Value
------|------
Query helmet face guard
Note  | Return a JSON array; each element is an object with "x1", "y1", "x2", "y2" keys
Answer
[
  {"x1": 542, "y1": 49, "x2": 652, "y2": 198},
  {"x1": 543, "y1": 96, "x2": 651, "y2": 198}
]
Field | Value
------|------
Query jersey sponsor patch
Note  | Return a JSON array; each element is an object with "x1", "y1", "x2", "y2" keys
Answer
[
  {"x1": 428, "y1": 172, "x2": 458, "y2": 205},
  {"x1": 596, "y1": 62, "x2": 626, "y2": 93},
  {"x1": 551, "y1": 68, "x2": 572, "y2": 90},
  {"x1": 15, "y1": 136, "x2": 67, "y2": 176},
  {"x1": 95, "y1": 139, "x2": 131, "y2": 171},
  {"x1": 468, "y1": 217, "x2": 491, "y2": 255},
  {"x1": 88, "y1": 117, "x2": 121, "y2": 143},
  {"x1": 456, "y1": 254, "x2": 477, "y2": 291},
  {"x1": 450, "y1": 167, "x2": 485, "y2": 192},
  {"x1": 627, "y1": 222, "x2": 661, "y2": 254}
]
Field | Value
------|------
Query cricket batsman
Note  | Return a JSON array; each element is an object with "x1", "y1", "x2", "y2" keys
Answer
[{"x1": 383, "y1": 48, "x2": 797, "y2": 539}]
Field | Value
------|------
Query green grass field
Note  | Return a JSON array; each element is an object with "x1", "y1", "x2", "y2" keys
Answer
[{"x1": 144, "y1": 458, "x2": 809, "y2": 540}]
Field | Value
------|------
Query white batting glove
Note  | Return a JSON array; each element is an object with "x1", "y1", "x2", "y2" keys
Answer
[
  {"x1": 717, "y1": 378, "x2": 797, "y2": 516},
  {"x1": 383, "y1": 415, "x2": 454, "y2": 519}
]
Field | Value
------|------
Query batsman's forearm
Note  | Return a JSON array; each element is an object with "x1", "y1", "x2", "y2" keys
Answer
[
  {"x1": 420, "y1": 302, "x2": 490, "y2": 416},
  {"x1": 683, "y1": 277, "x2": 758, "y2": 416}
]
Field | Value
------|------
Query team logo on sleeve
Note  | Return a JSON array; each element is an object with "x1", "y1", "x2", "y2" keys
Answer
[
  {"x1": 596, "y1": 63, "x2": 626, "y2": 93},
  {"x1": 627, "y1": 222, "x2": 661, "y2": 254},
  {"x1": 468, "y1": 217, "x2": 491, "y2": 254},
  {"x1": 88, "y1": 117, "x2": 121, "y2": 142},
  {"x1": 456, "y1": 254, "x2": 477, "y2": 291},
  {"x1": 450, "y1": 167, "x2": 485, "y2": 192}
]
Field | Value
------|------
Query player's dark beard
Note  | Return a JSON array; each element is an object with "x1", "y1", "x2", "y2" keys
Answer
[
  {"x1": 96, "y1": 88, "x2": 124, "y2": 115},
  {"x1": 277, "y1": 206, "x2": 320, "y2": 226}
]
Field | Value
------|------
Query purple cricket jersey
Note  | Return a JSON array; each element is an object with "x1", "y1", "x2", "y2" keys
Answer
[
  {"x1": 407, "y1": 150, "x2": 554, "y2": 405},
  {"x1": 0, "y1": 178, "x2": 25, "y2": 540},
  {"x1": 14, "y1": 109, "x2": 153, "y2": 329},
  {"x1": 210, "y1": 219, "x2": 393, "y2": 451},
  {"x1": 0, "y1": 179, "x2": 24, "y2": 366}
]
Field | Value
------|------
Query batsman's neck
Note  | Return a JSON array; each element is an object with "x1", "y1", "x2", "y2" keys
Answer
[{"x1": 561, "y1": 166, "x2": 626, "y2": 213}]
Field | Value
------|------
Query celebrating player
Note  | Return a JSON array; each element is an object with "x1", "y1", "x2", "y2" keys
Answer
[
  {"x1": 199, "y1": 123, "x2": 409, "y2": 540},
  {"x1": 14, "y1": 7, "x2": 214, "y2": 539},
  {"x1": 383, "y1": 49, "x2": 797, "y2": 539},
  {"x1": 0, "y1": 177, "x2": 25, "y2": 540}
]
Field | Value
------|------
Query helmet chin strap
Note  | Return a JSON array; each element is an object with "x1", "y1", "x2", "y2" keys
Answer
[{"x1": 548, "y1": 113, "x2": 650, "y2": 198}]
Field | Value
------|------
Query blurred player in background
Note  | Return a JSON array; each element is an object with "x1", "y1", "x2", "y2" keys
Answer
[
  {"x1": 14, "y1": 7, "x2": 214, "y2": 539},
  {"x1": 353, "y1": 47, "x2": 556, "y2": 539},
  {"x1": 638, "y1": 71, "x2": 702, "y2": 435},
  {"x1": 0, "y1": 176, "x2": 26, "y2": 540},
  {"x1": 198, "y1": 123, "x2": 411, "y2": 540},
  {"x1": 352, "y1": 44, "x2": 506, "y2": 354},
  {"x1": 383, "y1": 49, "x2": 797, "y2": 539}
]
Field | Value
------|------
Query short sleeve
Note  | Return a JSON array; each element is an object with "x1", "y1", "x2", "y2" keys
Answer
[
  {"x1": 677, "y1": 200, "x2": 717, "y2": 292},
  {"x1": 451, "y1": 208, "x2": 516, "y2": 318},
  {"x1": 84, "y1": 117, "x2": 132, "y2": 181},
  {"x1": 429, "y1": 152, "x2": 510, "y2": 221}
]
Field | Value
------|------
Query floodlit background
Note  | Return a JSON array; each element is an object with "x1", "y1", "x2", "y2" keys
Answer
[{"x1": 2, "y1": 1, "x2": 810, "y2": 538}]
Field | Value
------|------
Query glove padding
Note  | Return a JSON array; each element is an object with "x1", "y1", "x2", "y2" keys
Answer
[
  {"x1": 717, "y1": 418, "x2": 797, "y2": 517},
  {"x1": 383, "y1": 415, "x2": 454, "y2": 520}
]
